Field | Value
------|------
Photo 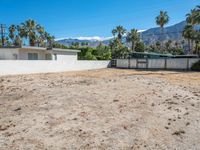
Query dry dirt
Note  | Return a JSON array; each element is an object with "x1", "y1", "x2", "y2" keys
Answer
[{"x1": 0, "y1": 69, "x2": 200, "y2": 150}]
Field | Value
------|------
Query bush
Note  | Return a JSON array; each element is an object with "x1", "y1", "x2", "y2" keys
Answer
[{"x1": 191, "y1": 60, "x2": 200, "y2": 71}]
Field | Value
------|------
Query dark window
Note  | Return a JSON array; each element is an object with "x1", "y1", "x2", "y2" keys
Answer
[
  {"x1": 54, "y1": 54, "x2": 57, "y2": 60},
  {"x1": 28, "y1": 53, "x2": 38, "y2": 60},
  {"x1": 45, "y1": 54, "x2": 52, "y2": 60}
]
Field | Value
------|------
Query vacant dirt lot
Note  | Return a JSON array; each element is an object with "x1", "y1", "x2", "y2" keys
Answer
[{"x1": 0, "y1": 69, "x2": 200, "y2": 149}]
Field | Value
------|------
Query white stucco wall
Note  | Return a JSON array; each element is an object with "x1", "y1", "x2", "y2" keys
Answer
[
  {"x1": 0, "y1": 48, "x2": 78, "y2": 61},
  {"x1": 0, "y1": 60, "x2": 111, "y2": 76},
  {"x1": 18, "y1": 49, "x2": 47, "y2": 60},
  {"x1": 55, "y1": 51, "x2": 78, "y2": 61},
  {"x1": 0, "y1": 48, "x2": 19, "y2": 60}
]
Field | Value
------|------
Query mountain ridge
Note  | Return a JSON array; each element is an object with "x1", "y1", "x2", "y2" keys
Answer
[{"x1": 56, "y1": 21, "x2": 197, "y2": 47}]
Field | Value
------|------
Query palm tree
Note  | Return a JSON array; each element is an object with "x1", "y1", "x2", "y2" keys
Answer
[
  {"x1": 191, "y1": 5, "x2": 200, "y2": 25},
  {"x1": 195, "y1": 5, "x2": 200, "y2": 24},
  {"x1": 20, "y1": 19, "x2": 38, "y2": 46},
  {"x1": 16, "y1": 25, "x2": 27, "y2": 46},
  {"x1": 8, "y1": 25, "x2": 16, "y2": 45},
  {"x1": 156, "y1": 11, "x2": 169, "y2": 47},
  {"x1": 112, "y1": 26, "x2": 126, "y2": 41},
  {"x1": 14, "y1": 35, "x2": 22, "y2": 46},
  {"x1": 126, "y1": 29, "x2": 140, "y2": 51},
  {"x1": 165, "y1": 40, "x2": 172, "y2": 50},
  {"x1": 174, "y1": 41, "x2": 179, "y2": 49},
  {"x1": 192, "y1": 30, "x2": 200, "y2": 54},
  {"x1": 36, "y1": 25, "x2": 45, "y2": 47},
  {"x1": 45, "y1": 32, "x2": 55, "y2": 48},
  {"x1": 186, "y1": 9, "x2": 196, "y2": 25},
  {"x1": 182, "y1": 25, "x2": 195, "y2": 53}
]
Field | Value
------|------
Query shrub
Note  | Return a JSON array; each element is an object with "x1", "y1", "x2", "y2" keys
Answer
[{"x1": 191, "y1": 60, "x2": 200, "y2": 71}]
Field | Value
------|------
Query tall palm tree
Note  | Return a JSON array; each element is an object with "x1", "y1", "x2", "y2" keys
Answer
[
  {"x1": 8, "y1": 25, "x2": 16, "y2": 45},
  {"x1": 186, "y1": 6, "x2": 200, "y2": 25},
  {"x1": 182, "y1": 25, "x2": 195, "y2": 53},
  {"x1": 14, "y1": 35, "x2": 22, "y2": 46},
  {"x1": 156, "y1": 11, "x2": 169, "y2": 47},
  {"x1": 112, "y1": 26, "x2": 126, "y2": 41},
  {"x1": 45, "y1": 32, "x2": 55, "y2": 48},
  {"x1": 193, "y1": 5, "x2": 200, "y2": 25},
  {"x1": 195, "y1": 5, "x2": 200, "y2": 24},
  {"x1": 186, "y1": 9, "x2": 196, "y2": 25},
  {"x1": 16, "y1": 25, "x2": 27, "y2": 46},
  {"x1": 194, "y1": 31, "x2": 200, "y2": 54},
  {"x1": 21, "y1": 19, "x2": 38, "y2": 46},
  {"x1": 126, "y1": 29, "x2": 140, "y2": 51},
  {"x1": 36, "y1": 25, "x2": 45, "y2": 47},
  {"x1": 185, "y1": 5, "x2": 200, "y2": 53}
]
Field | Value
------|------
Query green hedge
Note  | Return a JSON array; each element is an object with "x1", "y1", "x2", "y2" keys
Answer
[{"x1": 191, "y1": 60, "x2": 200, "y2": 71}]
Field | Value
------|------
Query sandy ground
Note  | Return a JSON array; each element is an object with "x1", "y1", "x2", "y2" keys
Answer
[{"x1": 0, "y1": 69, "x2": 200, "y2": 150}]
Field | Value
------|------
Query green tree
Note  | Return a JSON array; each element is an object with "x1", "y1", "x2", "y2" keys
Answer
[
  {"x1": 182, "y1": 25, "x2": 195, "y2": 53},
  {"x1": 165, "y1": 40, "x2": 172, "y2": 50},
  {"x1": 194, "y1": 5, "x2": 200, "y2": 24},
  {"x1": 186, "y1": 6, "x2": 200, "y2": 25},
  {"x1": 20, "y1": 19, "x2": 38, "y2": 46},
  {"x1": 14, "y1": 35, "x2": 22, "y2": 46},
  {"x1": 8, "y1": 25, "x2": 16, "y2": 44},
  {"x1": 155, "y1": 11, "x2": 169, "y2": 47},
  {"x1": 16, "y1": 25, "x2": 26, "y2": 45},
  {"x1": 44, "y1": 32, "x2": 55, "y2": 48},
  {"x1": 135, "y1": 42, "x2": 145, "y2": 52},
  {"x1": 110, "y1": 39, "x2": 129, "y2": 58},
  {"x1": 126, "y1": 29, "x2": 140, "y2": 51},
  {"x1": 112, "y1": 26, "x2": 126, "y2": 42},
  {"x1": 156, "y1": 41, "x2": 161, "y2": 51},
  {"x1": 95, "y1": 43, "x2": 111, "y2": 60},
  {"x1": 36, "y1": 25, "x2": 46, "y2": 47}
]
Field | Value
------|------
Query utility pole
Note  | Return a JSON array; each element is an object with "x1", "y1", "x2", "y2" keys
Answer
[{"x1": 0, "y1": 24, "x2": 6, "y2": 47}]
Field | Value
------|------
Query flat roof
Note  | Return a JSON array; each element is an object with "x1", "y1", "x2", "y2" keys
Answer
[
  {"x1": 132, "y1": 51, "x2": 173, "y2": 56},
  {"x1": 132, "y1": 52, "x2": 199, "y2": 58},
  {"x1": 52, "y1": 48, "x2": 80, "y2": 53},
  {"x1": 0, "y1": 46, "x2": 81, "y2": 53}
]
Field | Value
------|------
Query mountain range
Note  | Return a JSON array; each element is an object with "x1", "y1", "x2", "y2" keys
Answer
[{"x1": 56, "y1": 21, "x2": 197, "y2": 47}]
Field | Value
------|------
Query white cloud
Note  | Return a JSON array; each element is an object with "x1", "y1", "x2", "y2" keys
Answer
[
  {"x1": 55, "y1": 30, "x2": 146, "y2": 41},
  {"x1": 138, "y1": 30, "x2": 146, "y2": 33},
  {"x1": 77, "y1": 36, "x2": 113, "y2": 41},
  {"x1": 55, "y1": 36, "x2": 113, "y2": 41}
]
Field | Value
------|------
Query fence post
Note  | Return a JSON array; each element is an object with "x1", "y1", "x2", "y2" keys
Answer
[
  {"x1": 187, "y1": 58, "x2": 189, "y2": 70},
  {"x1": 136, "y1": 58, "x2": 138, "y2": 69},
  {"x1": 146, "y1": 58, "x2": 148, "y2": 69},
  {"x1": 164, "y1": 58, "x2": 167, "y2": 69}
]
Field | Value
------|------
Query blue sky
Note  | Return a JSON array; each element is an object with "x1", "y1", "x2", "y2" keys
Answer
[{"x1": 0, "y1": 0, "x2": 199, "y2": 39}]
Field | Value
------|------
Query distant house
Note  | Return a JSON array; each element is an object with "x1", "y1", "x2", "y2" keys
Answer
[{"x1": 0, "y1": 46, "x2": 80, "y2": 61}]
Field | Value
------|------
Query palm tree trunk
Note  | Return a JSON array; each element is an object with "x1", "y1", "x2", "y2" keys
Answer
[
  {"x1": 131, "y1": 42, "x2": 134, "y2": 52},
  {"x1": 188, "y1": 39, "x2": 191, "y2": 54},
  {"x1": 30, "y1": 39, "x2": 35, "y2": 46},
  {"x1": 161, "y1": 27, "x2": 164, "y2": 50}
]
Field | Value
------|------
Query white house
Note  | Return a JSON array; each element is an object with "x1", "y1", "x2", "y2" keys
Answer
[{"x1": 0, "y1": 46, "x2": 80, "y2": 61}]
